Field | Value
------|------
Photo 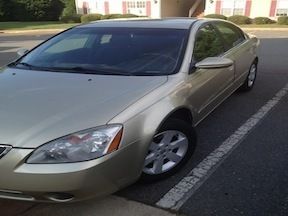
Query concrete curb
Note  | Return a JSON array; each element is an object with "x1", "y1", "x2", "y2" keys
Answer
[
  {"x1": 0, "y1": 29, "x2": 65, "y2": 35},
  {"x1": 20, "y1": 196, "x2": 177, "y2": 216}
]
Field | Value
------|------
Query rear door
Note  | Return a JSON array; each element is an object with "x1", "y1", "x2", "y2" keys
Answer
[{"x1": 187, "y1": 23, "x2": 234, "y2": 122}]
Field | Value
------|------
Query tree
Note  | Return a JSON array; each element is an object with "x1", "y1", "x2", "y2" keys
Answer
[
  {"x1": 14, "y1": 0, "x2": 64, "y2": 21},
  {"x1": 0, "y1": 0, "x2": 16, "y2": 21},
  {"x1": 61, "y1": 0, "x2": 76, "y2": 17},
  {"x1": 0, "y1": 0, "x2": 3, "y2": 17}
]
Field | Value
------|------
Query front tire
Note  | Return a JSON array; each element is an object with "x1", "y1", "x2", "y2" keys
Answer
[
  {"x1": 240, "y1": 61, "x2": 258, "y2": 91},
  {"x1": 141, "y1": 118, "x2": 197, "y2": 182}
]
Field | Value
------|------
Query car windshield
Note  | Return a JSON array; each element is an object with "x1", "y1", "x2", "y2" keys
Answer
[{"x1": 11, "y1": 27, "x2": 188, "y2": 76}]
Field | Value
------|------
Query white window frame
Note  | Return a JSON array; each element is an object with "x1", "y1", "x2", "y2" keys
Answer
[
  {"x1": 221, "y1": 0, "x2": 246, "y2": 16},
  {"x1": 127, "y1": 0, "x2": 146, "y2": 15},
  {"x1": 127, "y1": 1, "x2": 146, "y2": 9},
  {"x1": 276, "y1": 0, "x2": 288, "y2": 16}
]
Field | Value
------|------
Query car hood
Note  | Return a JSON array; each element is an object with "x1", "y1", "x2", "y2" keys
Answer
[{"x1": 0, "y1": 68, "x2": 167, "y2": 148}]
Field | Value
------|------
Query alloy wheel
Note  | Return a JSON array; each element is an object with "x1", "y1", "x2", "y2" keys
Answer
[
  {"x1": 248, "y1": 64, "x2": 257, "y2": 87},
  {"x1": 143, "y1": 130, "x2": 188, "y2": 175}
]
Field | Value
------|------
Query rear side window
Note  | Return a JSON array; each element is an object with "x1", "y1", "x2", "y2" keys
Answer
[
  {"x1": 193, "y1": 24, "x2": 225, "y2": 62},
  {"x1": 214, "y1": 22, "x2": 245, "y2": 51}
]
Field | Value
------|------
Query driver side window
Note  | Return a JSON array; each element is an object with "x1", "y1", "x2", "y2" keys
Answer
[{"x1": 193, "y1": 24, "x2": 225, "y2": 62}]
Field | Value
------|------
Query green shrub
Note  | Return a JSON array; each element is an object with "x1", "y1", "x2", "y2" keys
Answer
[
  {"x1": 204, "y1": 14, "x2": 227, "y2": 20},
  {"x1": 60, "y1": 14, "x2": 81, "y2": 23},
  {"x1": 81, "y1": 14, "x2": 102, "y2": 23},
  {"x1": 278, "y1": 16, "x2": 288, "y2": 25},
  {"x1": 81, "y1": 13, "x2": 139, "y2": 23},
  {"x1": 101, "y1": 13, "x2": 139, "y2": 20},
  {"x1": 101, "y1": 14, "x2": 122, "y2": 20},
  {"x1": 228, "y1": 15, "x2": 252, "y2": 25},
  {"x1": 253, "y1": 17, "x2": 275, "y2": 24},
  {"x1": 117, "y1": 13, "x2": 139, "y2": 18}
]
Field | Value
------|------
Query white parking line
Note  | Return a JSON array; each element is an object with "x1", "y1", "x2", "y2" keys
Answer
[{"x1": 156, "y1": 82, "x2": 288, "y2": 211}]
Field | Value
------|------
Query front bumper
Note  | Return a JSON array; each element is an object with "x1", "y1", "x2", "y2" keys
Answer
[{"x1": 0, "y1": 142, "x2": 144, "y2": 202}]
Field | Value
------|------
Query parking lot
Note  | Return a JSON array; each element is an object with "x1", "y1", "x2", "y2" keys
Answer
[{"x1": 1, "y1": 29, "x2": 288, "y2": 216}]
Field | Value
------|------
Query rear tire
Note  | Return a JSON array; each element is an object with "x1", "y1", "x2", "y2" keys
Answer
[
  {"x1": 141, "y1": 118, "x2": 197, "y2": 183},
  {"x1": 240, "y1": 61, "x2": 258, "y2": 91}
]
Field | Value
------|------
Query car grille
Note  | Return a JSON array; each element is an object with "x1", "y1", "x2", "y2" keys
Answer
[{"x1": 0, "y1": 145, "x2": 12, "y2": 159}]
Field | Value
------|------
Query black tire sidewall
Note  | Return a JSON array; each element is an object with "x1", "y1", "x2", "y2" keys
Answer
[
  {"x1": 241, "y1": 61, "x2": 258, "y2": 91},
  {"x1": 141, "y1": 118, "x2": 197, "y2": 183}
]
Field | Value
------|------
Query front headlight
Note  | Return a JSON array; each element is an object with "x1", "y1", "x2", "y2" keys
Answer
[{"x1": 27, "y1": 125, "x2": 123, "y2": 164}]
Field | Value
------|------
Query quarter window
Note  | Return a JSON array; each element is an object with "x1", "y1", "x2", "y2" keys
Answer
[
  {"x1": 193, "y1": 25, "x2": 225, "y2": 62},
  {"x1": 214, "y1": 22, "x2": 245, "y2": 51}
]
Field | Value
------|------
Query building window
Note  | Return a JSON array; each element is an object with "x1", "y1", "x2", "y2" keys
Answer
[
  {"x1": 127, "y1": 0, "x2": 146, "y2": 14},
  {"x1": 127, "y1": 1, "x2": 146, "y2": 9},
  {"x1": 276, "y1": 0, "x2": 288, "y2": 16},
  {"x1": 221, "y1": 0, "x2": 246, "y2": 16}
]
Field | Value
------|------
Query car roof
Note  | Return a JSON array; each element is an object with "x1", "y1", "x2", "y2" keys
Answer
[{"x1": 77, "y1": 18, "x2": 199, "y2": 30}]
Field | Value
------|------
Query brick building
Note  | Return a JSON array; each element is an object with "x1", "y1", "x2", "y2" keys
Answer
[
  {"x1": 75, "y1": 0, "x2": 205, "y2": 18},
  {"x1": 204, "y1": 0, "x2": 288, "y2": 19}
]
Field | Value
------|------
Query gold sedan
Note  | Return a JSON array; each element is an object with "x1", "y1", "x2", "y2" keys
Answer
[{"x1": 0, "y1": 18, "x2": 259, "y2": 202}]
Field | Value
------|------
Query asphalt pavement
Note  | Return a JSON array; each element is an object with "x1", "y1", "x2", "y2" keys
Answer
[{"x1": 0, "y1": 30, "x2": 288, "y2": 216}]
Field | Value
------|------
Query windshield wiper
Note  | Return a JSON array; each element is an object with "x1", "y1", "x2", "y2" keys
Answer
[
  {"x1": 47, "y1": 65, "x2": 133, "y2": 76},
  {"x1": 10, "y1": 62, "x2": 64, "y2": 72},
  {"x1": 9, "y1": 62, "x2": 133, "y2": 76},
  {"x1": 9, "y1": 62, "x2": 35, "y2": 69},
  {"x1": 9, "y1": 62, "x2": 70, "y2": 72}
]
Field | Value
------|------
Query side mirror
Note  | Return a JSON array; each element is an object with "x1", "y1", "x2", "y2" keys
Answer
[
  {"x1": 17, "y1": 48, "x2": 29, "y2": 57},
  {"x1": 195, "y1": 57, "x2": 233, "y2": 69}
]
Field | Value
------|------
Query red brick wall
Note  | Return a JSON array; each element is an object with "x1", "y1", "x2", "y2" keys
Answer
[
  {"x1": 104, "y1": 1, "x2": 109, "y2": 15},
  {"x1": 215, "y1": 0, "x2": 222, "y2": 14},
  {"x1": 122, "y1": 1, "x2": 127, "y2": 14},
  {"x1": 270, "y1": 0, "x2": 277, "y2": 17},
  {"x1": 245, "y1": 0, "x2": 252, "y2": 16},
  {"x1": 146, "y1": 1, "x2": 151, "y2": 17}
]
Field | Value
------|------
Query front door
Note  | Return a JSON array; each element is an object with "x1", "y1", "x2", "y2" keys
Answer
[
  {"x1": 187, "y1": 24, "x2": 234, "y2": 123},
  {"x1": 213, "y1": 21, "x2": 254, "y2": 84}
]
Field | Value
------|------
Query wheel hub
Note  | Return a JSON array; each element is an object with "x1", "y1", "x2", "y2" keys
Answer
[{"x1": 143, "y1": 130, "x2": 189, "y2": 175}]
